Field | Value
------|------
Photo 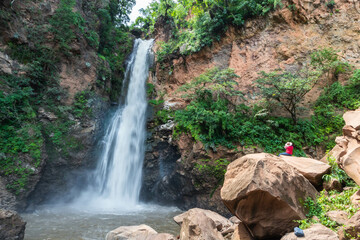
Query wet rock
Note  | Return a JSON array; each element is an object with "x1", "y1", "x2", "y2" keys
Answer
[
  {"x1": 280, "y1": 156, "x2": 331, "y2": 186},
  {"x1": 0, "y1": 178, "x2": 17, "y2": 210},
  {"x1": 281, "y1": 224, "x2": 338, "y2": 240},
  {"x1": 221, "y1": 153, "x2": 318, "y2": 239},
  {"x1": 0, "y1": 209, "x2": 26, "y2": 240}
]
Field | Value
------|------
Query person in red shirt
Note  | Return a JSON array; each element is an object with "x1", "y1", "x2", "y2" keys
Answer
[{"x1": 278, "y1": 142, "x2": 293, "y2": 156}]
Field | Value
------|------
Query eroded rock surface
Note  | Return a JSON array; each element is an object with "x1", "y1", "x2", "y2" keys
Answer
[
  {"x1": 338, "y1": 211, "x2": 360, "y2": 240},
  {"x1": 231, "y1": 223, "x2": 253, "y2": 240},
  {"x1": 324, "y1": 109, "x2": 360, "y2": 186},
  {"x1": 177, "y1": 210, "x2": 225, "y2": 240},
  {"x1": 280, "y1": 156, "x2": 330, "y2": 186},
  {"x1": 0, "y1": 209, "x2": 26, "y2": 240},
  {"x1": 221, "y1": 153, "x2": 318, "y2": 239},
  {"x1": 174, "y1": 208, "x2": 233, "y2": 235},
  {"x1": 326, "y1": 210, "x2": 348, "y2": 225}
]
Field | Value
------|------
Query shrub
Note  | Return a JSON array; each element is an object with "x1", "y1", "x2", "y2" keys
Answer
[
  {"x1": 322, "y1": 155, "x2": 355, "y2": 186},
  {"x1": 134, "y1": 0, "x2": 282, "y2": 59},
  {"x1": 298, "y1": 187, "x2": 360, "y2": 230}
]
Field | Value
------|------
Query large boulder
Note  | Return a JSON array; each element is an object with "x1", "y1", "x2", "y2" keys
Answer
[
  {"x1": 174, "y1": 208, "x2": 233, "y2": 234},
  {"x1": 341, "y1": 146, "x2": 360, "y2": 186},
  {"x1": 0, "y1": 209, "x2": 26, "y2": 240},
  {"x1": 177, "y1": 210, "x2": 225, "y2": 240},
  {"x1": 221, "y1": 153, "x2": 318, "y2": 239},
  {"x1": 338, "y1": 211, "x2": 360, "y2": 240},
  {"x1": 281, "y1": 224, "x2": 339, "y2": 240},
  {"x1": 280, "y1": 156, "x2": 331, "y2": 186},
  {"x1": 105, "y1": 224, "x2": 175, "y2": 240}
]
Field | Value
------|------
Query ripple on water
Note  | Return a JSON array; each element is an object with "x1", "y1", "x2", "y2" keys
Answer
[{"x1": 22, "y1": 204, "x2": 182, "y2": 240}]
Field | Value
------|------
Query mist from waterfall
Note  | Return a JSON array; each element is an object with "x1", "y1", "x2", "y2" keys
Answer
[{"x1": 73, "y1": 39, "x2": 154, "y2": 211}]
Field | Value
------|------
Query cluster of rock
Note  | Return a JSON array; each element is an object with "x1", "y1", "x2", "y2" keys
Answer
[
  {"x1": 220, "y1": 153, "x2": 330, "y2": 239},
  {"x1": 106, "y1": 208, "x2": 252, "y2": 240},
  {"x1": 323, "y1": 109, "x2": 360, "y2": 186},
  {"x1": 106, "y1": 152, "x2": 340, "y2": 239}
]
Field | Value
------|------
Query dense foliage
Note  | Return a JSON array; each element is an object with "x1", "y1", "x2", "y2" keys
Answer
[
  {"x1": 322, "y1": 155, "x2": 354, "y2": 186},
  {"x1": 165, "y1": 59, "x2": 358, "y2": 157},
  {"x1": 133, "y1": 0, "x2": 282, "y2": 59}
]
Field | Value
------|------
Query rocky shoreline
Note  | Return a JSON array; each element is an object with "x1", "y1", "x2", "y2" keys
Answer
[{"x1": 103, "y1": 110, "x2": 360, "y2": 240}]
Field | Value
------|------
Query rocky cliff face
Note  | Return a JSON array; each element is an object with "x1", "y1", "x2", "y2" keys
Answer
[
  {"x1": 152, "y1": 0, "x2": 360, "y2": 113},
  {"x1": 143, "y1": 0, "x2": 360, "y2": 213},
  {"x1": 0, "y1": 0, "x2": 117, "y2": 210}
]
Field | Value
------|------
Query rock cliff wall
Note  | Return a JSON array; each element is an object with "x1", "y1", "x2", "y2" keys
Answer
[
  {"x1": 0, "y1": 0, "x2": 127, "y2": 210},
  {"x1": 152, "y1": 0, "x2": 360, "y2": 114},
  {"x1": 143, "y1": 0, "x2": 360, "y2": 213}
]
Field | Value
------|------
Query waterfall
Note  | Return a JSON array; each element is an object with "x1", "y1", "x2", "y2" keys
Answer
[{"x1": 75, "y1": 39, "x2": 154, "y2": 210}]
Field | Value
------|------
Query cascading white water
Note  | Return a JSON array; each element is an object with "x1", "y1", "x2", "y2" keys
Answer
[
  {"x1": 22, "y1": 39, "x2": 183, "y2": 239},
  {"x1": 76, "y1": 39, "x2": 154, "y2": 210}
]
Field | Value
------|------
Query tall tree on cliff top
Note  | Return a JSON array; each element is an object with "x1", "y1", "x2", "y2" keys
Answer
[{"x1": 109, "y1": 0, "x2": 136, "y2": 26}]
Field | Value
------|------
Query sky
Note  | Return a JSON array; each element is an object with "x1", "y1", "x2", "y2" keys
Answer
[{"x1": 129, "y1": 0, "x2": 153, "y2": 23}]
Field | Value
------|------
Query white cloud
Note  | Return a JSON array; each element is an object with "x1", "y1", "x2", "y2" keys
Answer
[{"x1": 129, "y1": 0, "x2": 153, "y2": 24}]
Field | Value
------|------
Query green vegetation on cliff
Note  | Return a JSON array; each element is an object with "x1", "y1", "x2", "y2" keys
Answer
[
  {"x1": 160, "y1": 48, "x2": 357, "y2": 158},
  {"x1": 133, "y1": 0, "x2": 281, "y2": 59}
]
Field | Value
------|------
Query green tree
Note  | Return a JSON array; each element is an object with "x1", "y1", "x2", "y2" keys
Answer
[
  {"x1": 310, "y1": 48, "x2": 350, "y2": 84},
  {"x1": 108, "y1": 0, "x2": 136, "y2": 26},
  {"x1": 174, "y1": 68, "x2": 243, "y2": 147},
  {"x1": 256, "y1": 70, "x2": 320, "y2": 124}
]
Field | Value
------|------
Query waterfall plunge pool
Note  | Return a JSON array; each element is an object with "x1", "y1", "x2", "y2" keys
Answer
[
  {"x1": 22, "y1": 204, "x2": 182, "y2": 240},
  {"x1": 20, "y1": 39, "x2": 181, "y2": 240}
]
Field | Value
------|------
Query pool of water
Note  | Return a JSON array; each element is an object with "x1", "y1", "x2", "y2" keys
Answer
[{"x1": 21, "y1": 204, "x2": 182, "y2": 240}]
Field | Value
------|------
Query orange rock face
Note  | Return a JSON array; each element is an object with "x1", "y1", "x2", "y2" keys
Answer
[
  {"x1": 153, "y1": 0, "x2": 360, "y2": 118},
  {"x1": 280, "y1": 155, "x2": 331, "y2": 186}
]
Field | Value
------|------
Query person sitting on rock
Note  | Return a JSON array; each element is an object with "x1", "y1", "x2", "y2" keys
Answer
[{"x1": 278, "y1": 142, "x2": 293, "y2": 156}]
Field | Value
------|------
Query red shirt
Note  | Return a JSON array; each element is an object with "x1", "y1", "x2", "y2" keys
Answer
[{"x1": 286, "y1": 145, "x2": 293, "y2": 155}]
